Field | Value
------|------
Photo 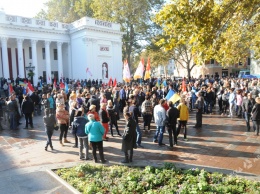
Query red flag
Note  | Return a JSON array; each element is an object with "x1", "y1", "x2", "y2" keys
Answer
[
  {"x1": 60, "y1": 81, "x2": 65, "y2": 89},
  {"x1": 182, "y1": 77, "x2": 187, "y2": 92},
  {"x1": 27, "y1": 81, "x2": 35, "y2": 95},
  {"x1": 113, "y1": 78, "x2": 117, "y2": 87},
  {"x1": 108, "y1": 77, "x2": 113, "y2": 87},
  {"x1": 9, "y1": 84, "x2": 14, "y2": 94}
]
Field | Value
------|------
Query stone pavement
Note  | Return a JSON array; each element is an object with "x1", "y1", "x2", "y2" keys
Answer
[{"x1": 0, "y1": 109, "x2": 260, "y2": 193}]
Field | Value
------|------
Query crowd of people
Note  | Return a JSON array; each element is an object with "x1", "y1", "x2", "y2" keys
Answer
[{"x1": 0, "y1": 75, "x2": 260, "y2": 164}]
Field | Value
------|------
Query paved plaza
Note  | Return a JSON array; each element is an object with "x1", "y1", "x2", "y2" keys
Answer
[{"x1": 0, "y1": 109, "x2": 260, "y2": 193}]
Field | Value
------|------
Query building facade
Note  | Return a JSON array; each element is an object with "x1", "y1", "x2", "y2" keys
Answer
[{"x1": 0, "y1": 9, "x2": 123, "y2": 85}]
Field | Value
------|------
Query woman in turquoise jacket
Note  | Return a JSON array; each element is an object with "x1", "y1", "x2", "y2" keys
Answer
[{"x1": 85, "y1": 114, "x2": 106, "y2": 163}]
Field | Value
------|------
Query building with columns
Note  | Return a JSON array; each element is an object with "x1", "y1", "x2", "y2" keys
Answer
[{"x1": 0, "y1": 9, "x2": 123, "y2": 86}]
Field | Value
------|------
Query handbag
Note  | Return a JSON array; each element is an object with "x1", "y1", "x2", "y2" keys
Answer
[{"x1": 54, "y1": 123, "x2": 59, "y2": 131}]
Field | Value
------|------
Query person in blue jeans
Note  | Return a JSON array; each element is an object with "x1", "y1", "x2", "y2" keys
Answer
[
  {"x1": 153, "y1": 99, "x2": 167, "y2": 146},
  {"x1": 129, "y1": 100, "x2": 143, "y2": 148}
]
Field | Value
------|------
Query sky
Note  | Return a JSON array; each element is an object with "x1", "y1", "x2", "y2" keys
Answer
[{"x1": 0, "y1": 0, "x2": 48, "y2": 18}]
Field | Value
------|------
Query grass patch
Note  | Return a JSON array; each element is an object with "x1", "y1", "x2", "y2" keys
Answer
[{"x1": 55, "y1": 162, "x2": 260, "y2": 194}]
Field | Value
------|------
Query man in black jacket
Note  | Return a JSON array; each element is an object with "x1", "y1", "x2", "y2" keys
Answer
[
  {"x1": 242, "y1": 92, "x2": 255, "y2": 131},
  {"x1": 166, "y1": 101, "x2": 179, "y2": 147},
  {"x1": 21, "y1": 95, "x2": 34, "y2": 129}
]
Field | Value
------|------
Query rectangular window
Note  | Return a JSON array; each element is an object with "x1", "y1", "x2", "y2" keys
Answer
[
  {"x1": 239, "y1": 61, "x2": 243, "y2": 66},
  {"x1": 210, "y1": 59, "x2": 214, "y2": 64},
  {"x1": 42, "y1": 48, "x2": 45, "y2": 60},
  {"x1": 53, "y1": 49, "x2": 58, "y2": 60},
  {"x1": 29, "y1": 47, "x2": 32, "y2": 59}
]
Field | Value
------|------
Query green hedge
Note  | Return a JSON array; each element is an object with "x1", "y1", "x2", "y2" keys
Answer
[{"x1": 55, "y1": 163, "x2": 260, "y2": 194}]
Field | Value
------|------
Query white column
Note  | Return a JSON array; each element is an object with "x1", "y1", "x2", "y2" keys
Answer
[
  {"x1": 57, "y1": 42, "x2": 63, "y2": 80},
  {"x1": 1, "y1": 37, "x2": 9, "y2": 79},
  {"x1": 84, "y1": 38, "x2": 93, "y2": 80},
  {"x1": 31, "y1": 39, "x2": 38, "y2": 86},
  {"x1": 67, "y1": 42, "x2": 72, "y2": 79},
  {"x1": 45, "y1": 41, "x2": 51, "y2": 84},
  {"x1": 0, "y1": 42, "x2": 2, "y2": 78},
  {"x1": 17, "y1": 38, "x2": 25, "y2": 78},
  {"x1": 92, "y1": 39, "x2": 97, "y2": 79}
]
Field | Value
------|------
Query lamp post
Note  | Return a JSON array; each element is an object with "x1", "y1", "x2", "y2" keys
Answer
[{"x1": 25, "y1": 62, "x2": 35, "y2": 85}]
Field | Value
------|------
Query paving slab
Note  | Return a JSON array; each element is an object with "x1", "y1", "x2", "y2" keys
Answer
[{"x1": 0, "y1": 109, "x2": 260, "y2": 193}]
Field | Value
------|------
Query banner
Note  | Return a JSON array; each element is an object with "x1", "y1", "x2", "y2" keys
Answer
[
  {"x1": 123, "y1": 60, "x2": 131, "y2": 83},
  {"x1": 144, "y1": 58, "x2": 151, "y2": 80},
  {"x1": 134, "y1": 58, "x2": 144, "y2": 80}
]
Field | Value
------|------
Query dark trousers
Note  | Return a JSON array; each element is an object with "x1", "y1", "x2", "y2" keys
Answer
[
  {"x1": 109, "y1": 121, "x2": 120, "y2": 136},
  {"x1": 46, "y1": 129, "x2": 53, "y2": 147},
  {"x1": 244, "y1": 112, "x2": 251, "y2": 131},
  {"x1": 91, "y1": 141, "x2": 105, "y2": 162},
  {"x1": 253, "y1": 120, "x2": 260, "y2": 135},
  {"x1": 177, "y1": 120, "x2": 187, "y2": 139},
  {"x1": 24, "y1": 113, "x2": 33, "y2": 127},
  {"x1": 124, "y1": 149, "x2": 133, "y2": 161},
  {"x1": 59, "y1": 124, "x2": 68, "y2": 141},
  {"x1": 142, "y1": 114, "x2": 152, "y2": 130},
  {"x1": 74, "y1": 134, "x2": 78, "y2": 146},
  {"x1": 222, "y1": 101, "x2": 228, "y2": 114},
  {"x1": 218, "y1": 99, "x2": 223, "y2": 112},
  {"x1": 168, "y1": 124, "x2": 177, "y2": 147},
  {"x1": 119, "y1": 99, "x2": 126, "y2": 112},
  {"x1": 196, "y1": 109, "x2": 203, "y2": 127}
]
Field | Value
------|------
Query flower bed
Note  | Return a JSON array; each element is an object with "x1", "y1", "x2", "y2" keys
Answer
[{"x1": 55, "y1": 163, "x2": 260, "y2": 194}]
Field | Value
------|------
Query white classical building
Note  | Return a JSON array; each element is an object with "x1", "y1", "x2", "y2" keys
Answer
[{"x1": 0, "y1": 9, "x2": 123, "y2": 85}]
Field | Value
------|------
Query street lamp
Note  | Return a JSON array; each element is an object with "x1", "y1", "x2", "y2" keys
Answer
[{"x1": 25, "y1": 62, "x2": 35, "y2": 85}]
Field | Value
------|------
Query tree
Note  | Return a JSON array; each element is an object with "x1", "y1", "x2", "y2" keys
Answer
[
  {"x1": 91, "y1": 0, "x2": 165, "y2": 68},
  {"x1": 35, "y1": 0, "x2": 94, "y2": 22},
  {"x1": 154, "y1": 0, "x2": 260, "y2": 77}
]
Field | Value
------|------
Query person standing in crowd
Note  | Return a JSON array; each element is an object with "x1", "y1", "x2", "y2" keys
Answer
[
  {"x1": 205, "y1": 87, "x2": 214, "y2": 114},
  {"x1": 87, "y1": 94, "x2": 100, "y2": 113},
  {"x1": 228, "y1": 88, "x2": 236, "y2": 117},
  {"x1": 194, "y1": 92, "x2": 204, "y2": 128},
  {"x1": 3, "y1": 82, "x2": 8, "y2": 97},
  {"x1": 177, "y1": 98, "x2": 189, "y2": 141},
  {"x1": 153, "y1": 99, "x2": 167, "y2": 146},
  {"x1": 87, "y1": 105, "x2": 100, "y2": 121},
  {"x1": 221, "y1": 89, "x2": 229, "y2": 116},
  {"x1": 72, "y1": 108, "x2": 90, "y2": 160},
  {"x1": 106, "y1": 100, "x2": 121, "y2": 137},
  {"x1": 43, "y1": 108, "x2": 56, "y2": 151},
  {"x1": 129, "y1": 100, "x2": 143, "y2": 148},
  {"x1": 47, "y1": 93, "x2": 55, "y2": 114},
  {"x1": 56, "y1": 93, "x2": 65, "y2": 106},
  {"x1": 236, "y1": 89, "x2": 243, "y2": 118},
  {"x1": 141, "y1": 95, "x2": 153, "y2": 132},
  {"x1": 56, "y1": 103, "x2": 70, "y2": 146},
  {"x1": 119, "y1": 86, "x2": 126, "y2": 112},
  {"x1": 69, "y1": 101, "x2": 78, "y2": 148},
  {"x1": 166, "y1": 101, "x2": 179, "y2": 147},
  {"x1": 41, "y1": 94, "x2": 50, "y2": 109},
  {"x1": 112, "y1": 88, "x2": 120, "y2": 120},
  {"x1": 7, "y1": 94, "x2": 18, "y2": 130},
  {"x1": 242, "y1": 92, "x2": 255, "y2": 131},
  {"x1": 99, "y1": 103, "x2": 110, "y2": 141},
  {"x1": 121, "y1": 112, "x2": 137, "y2": 163},
  {"x1": 191, "y1": 82, "x2": 200, "y2": 110},
  {"x1": 85, "y1": 114, "x2": 106, "y2": 163},
  {"x1": 251, "y1": 97, "x2": 260, "y2": 136},
  {"x1": 21, "y1": 95, "x2": 34, "y2": 129}
]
